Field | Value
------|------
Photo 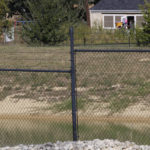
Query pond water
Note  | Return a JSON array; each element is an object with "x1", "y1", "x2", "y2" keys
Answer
[{"x1": 0, "y1": 119, "x2": 150, "y2": 147}]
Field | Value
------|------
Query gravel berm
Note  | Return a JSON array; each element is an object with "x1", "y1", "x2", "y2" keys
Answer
[{"x1": 1, "y1": 139, "x2": 150, "y2": 150}]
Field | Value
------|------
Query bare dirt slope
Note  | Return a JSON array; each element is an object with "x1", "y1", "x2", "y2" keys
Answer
[{"x1": 0, "y1": 93, "x2": 150, "y2": 123}]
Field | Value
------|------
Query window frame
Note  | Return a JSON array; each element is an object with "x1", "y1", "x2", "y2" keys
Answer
[{"x1": 103, "y1": 14, "x2": 143, "y2": 29}]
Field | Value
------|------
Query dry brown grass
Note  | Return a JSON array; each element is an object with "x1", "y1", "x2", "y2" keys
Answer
[
  {"x1": 1, "y1": 45, "x2": 150, "y2": 146},
  {"x1": 0, "y1": 45, "x2": 150, "y2": 114}
]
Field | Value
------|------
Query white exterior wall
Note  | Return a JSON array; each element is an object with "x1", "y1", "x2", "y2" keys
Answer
[
  {"x1": 90, "y1": 11, "x2": 103, "y2": 28},
  {"x1": 90, "y1": 11, "x2": 143, "y2": 29}
]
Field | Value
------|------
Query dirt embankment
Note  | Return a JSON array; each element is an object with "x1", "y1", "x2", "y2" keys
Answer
[{"x1": 1, "y1": 93, "x2": 150, "y2": 123}]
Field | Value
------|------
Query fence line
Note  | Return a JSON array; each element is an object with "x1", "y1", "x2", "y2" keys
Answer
[
  {"x1": 75, "y1": 49, "x2": 150, "y2": 53},
  {"x1": 0, "y1": 27, "x2": 78, "y2": 143},
  {"x1": 72, "y1": 27, "x2": 150, "y2": 144},
  {"x1": 0, "y1": 68, "x2": 71, "y2": 73},
  {"x1": 1, "y1": 27, "x2": 150, "y2": 146}
]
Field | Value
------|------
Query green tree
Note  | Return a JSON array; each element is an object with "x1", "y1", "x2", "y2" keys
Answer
[
  {"x1": 0, "y1": 0, "x2": 10, "y2": 36},
  {"x1": 8, "y1": 0, "x2": 30, "y2": 16},
  {"x1": 8, "y1": 0, "x2": 100, "y2": 45},
  {"x1": 8, "y1": 0, "x2": 98, "y2": 22},
  {"x1": 142, "y1": 0, "x2": 150, "y2": 44},
  {"x1": 77, "y1": 0, "x2": 101, "y2": 22},
  {"x1": 8, "y1": 0, "x2": 82, "y2": 19},
  {"x1": 21, "y1": 0, "x2": 78, "y2": 45},
  {"x1": 136, "y1": 0, "x2": 150, "y2": 46}
]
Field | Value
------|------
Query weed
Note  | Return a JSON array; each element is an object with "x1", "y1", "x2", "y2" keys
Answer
[
  {"x1": 0, "y1": 91, "x2": 10, "y2": 101},
  {"x1": 109, "y1": 97, "x2": 134, "y2": 113},
  {"x1": 137, "y1": 82, "x2": 150, "y2": 96},
  {"x1": 57, "y1": 81, "x2": 66, "y2": 87},
  {"x1": 123, "y1": 78, "x2": 144, "y2": 87},
  {"x1": 12, "y1": 94, "x2": 30, "y2": 99},
  {"x1": 51, "y1": 99, "x2": 86, "y2": 112},
  {"x1": 3, "y1": 86, "x2": 12, "y2": 91}
]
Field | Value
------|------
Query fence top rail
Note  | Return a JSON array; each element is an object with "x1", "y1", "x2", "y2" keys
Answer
[
  {"x1": 0, "y1": 68, "x2": 71, "y2": 73},
  {"x1": 75, "y1": 49, "x2": 150, "y2": 53}
]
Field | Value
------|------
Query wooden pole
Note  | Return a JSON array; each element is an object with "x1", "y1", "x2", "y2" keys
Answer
[{"x1": 86, "y1": 0, "x2": 90, "y2": 27}]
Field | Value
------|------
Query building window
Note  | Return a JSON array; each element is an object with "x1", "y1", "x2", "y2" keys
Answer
[
  {"x1": 104, "y1": 16, "x2": 114, "y2": 28},
  {"x1": 115, "y1": 16, "x2": 122, "y2": 23},
  {"x1": 115, "y1": 16, "x2": 123, "y2": 28}
]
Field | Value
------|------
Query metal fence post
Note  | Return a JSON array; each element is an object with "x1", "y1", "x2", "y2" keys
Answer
[
  {"x1": 128, "y1": 30, "x2": 131, "y2": 48},
  {"x1": 70, "y1": 27, "x2": 78, "y2": 141}
]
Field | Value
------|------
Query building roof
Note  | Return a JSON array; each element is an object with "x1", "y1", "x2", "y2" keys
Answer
[{"x1": 91, "y1": 0, "x2": 145, "y2": 11}]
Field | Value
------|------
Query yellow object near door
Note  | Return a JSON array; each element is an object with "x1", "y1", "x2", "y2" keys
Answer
[{"x1": 116, "y1": 22, "x2": 123, "y2": 28}]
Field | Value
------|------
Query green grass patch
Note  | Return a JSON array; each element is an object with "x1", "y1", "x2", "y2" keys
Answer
[
  {"x1": 1, "y1": 119, "x2": 150, "y2": 147},
  {"x1": 0, "y1": 91, "x2": 10, "y2": 101},
  {"x1": 0, "y1": 45, "x2": 150, "y2": 113},
  {"x1": 51, "y1": 99, "x2": 86, "y2": 112},
  {"x1": 0, "y1": 120, "x2": 72, "y2": 147},
  {"x1": 109, "y1": 97, "x2": 137, "y2": 113},
  {"x1": 123, "y1": 78, "x2": 145, "y2": 87},
  {"x1": 73, "y1": 23, "x2": 136, "y2": 45},
  {"x1": 79, "y1": 122, "x2": 150, "y2": 145},
  {"x1": 137, "y1": 82, "x2": 150, "y2": 96}
]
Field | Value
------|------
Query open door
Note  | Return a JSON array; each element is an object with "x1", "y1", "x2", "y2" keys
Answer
[{"x1": 127, "y1": 16, "x2": 134, "y2": 29}]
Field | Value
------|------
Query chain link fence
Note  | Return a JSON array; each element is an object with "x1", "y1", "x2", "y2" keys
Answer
[
  {"x1": 73, "y1": 27, "x2": 138, "y2": 48},
  {"x1": 74, "y1": 45, "x2": 150, "y2": 145},
  {"x1": 0, "y1": 20, "x2": 139, "y2": 47},
  {"x1": 0, "y1": 46, "x2": 74, "y2": 147},
  {"x1": 0, "y1": 26, "x2": 150, "y2": 147}
]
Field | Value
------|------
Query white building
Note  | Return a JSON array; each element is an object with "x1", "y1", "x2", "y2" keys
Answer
[{"x1": 90, "y1": 0, "x2": 146, "y2": 29}]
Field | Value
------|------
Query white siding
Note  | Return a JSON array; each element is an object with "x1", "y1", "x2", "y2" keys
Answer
[
  {"x1": 90, "y1": 11, "x2": 103, "y2": 28},
  {"x1": 90, "y1": 11, "x2": 143, "y2": 29}
]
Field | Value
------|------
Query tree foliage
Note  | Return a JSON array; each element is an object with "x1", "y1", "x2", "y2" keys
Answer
[
  {"x1": 142, "y1": 0, "x2": 150, "y2": 44},
  {"x1": 8, "y1": 0, "x2": 101, "y2": 21},
  {"x1": 76, "y1": 0, "x2": 101, "y2": 21},
  {"x1": 20, "y1": 0, "x2": 79, "y2": 45},
  {"x1": 136, "y1": 0, "x2": 150, "y2": 46},
  {"x1": 8, "y1": 0, "x2": 30, "y2": 16},
  {"x1": 0, "y1": 0, "x2": 10, "y2": 35},
  {"x1": 8, "y1": 0, "x2": 101, "y2": 45}
]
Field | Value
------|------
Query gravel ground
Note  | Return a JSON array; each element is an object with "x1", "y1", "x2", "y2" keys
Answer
[{"x1": 1, "y1": 139, "x2": 150, "y2": 150}]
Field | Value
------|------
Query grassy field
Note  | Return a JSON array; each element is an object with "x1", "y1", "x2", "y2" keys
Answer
[
  {"x1": 75, "y1": 50, "x2": 150, "y2": 113},
  {"x1": 73, "y1": 23, "x2": 137, "y2": 46},
  {"x1": 0, "y1": 44, "x2": 150, "y2": 146},
  {"x1": 1, "y1": 119, "x2": 150, "y2": 146},
  {"x1": 0, "y1": 44, "x2": 150, "y2": 112},
  {"x1": 0, "y1": 45, "x2": 71, "y2": 102}
]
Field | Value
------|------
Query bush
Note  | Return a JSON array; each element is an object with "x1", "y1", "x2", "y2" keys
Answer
[
  {"x1": 136, "y1": 28, "x2": 150, "y2": 46},
  {"x1": 136, "y1": 0, "x2": 150, "y2": 46}
]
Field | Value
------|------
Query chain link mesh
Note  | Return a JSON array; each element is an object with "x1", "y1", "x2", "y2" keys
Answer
[
  {"x1": 0, "y1": 15, "x2": 150, "y2": 146},
  {"x1": 0, "y1": 46, "x2": 72, "y2": 147},
  {"x1": 75, "y1": 47, "x2": 150, "y2": 145}
]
